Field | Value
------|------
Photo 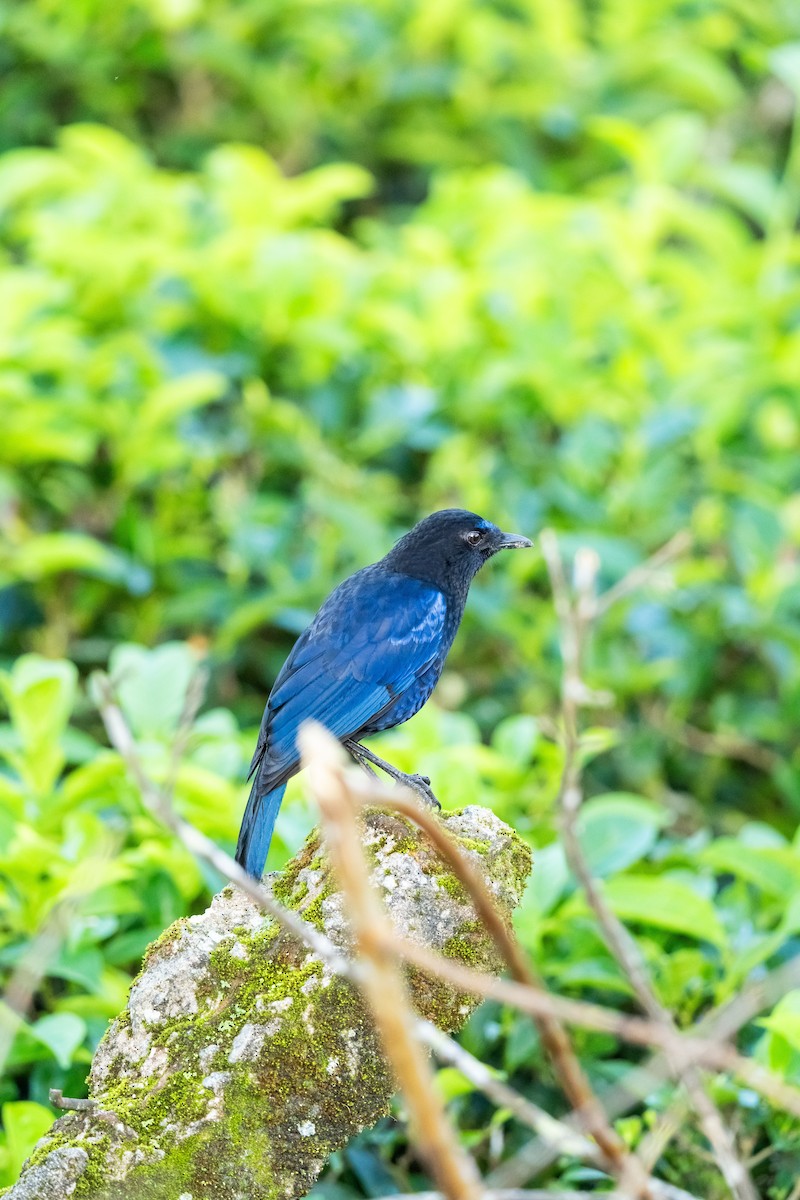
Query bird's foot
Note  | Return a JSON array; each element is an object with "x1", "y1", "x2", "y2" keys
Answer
[
  {"x1": 343, "y1": 740, "x2": 441, "y2": 809},
  {"x1": 398, "y1": 772, "x2": 441, "y2": 810}
]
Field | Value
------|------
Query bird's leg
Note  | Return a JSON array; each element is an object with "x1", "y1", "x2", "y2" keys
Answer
[
  {"x1": 344, "y1": 740, "x2": 379, "y2": 779},
  {"x1": 342, "y1": 740, "x2": 441, "y2": 810}
]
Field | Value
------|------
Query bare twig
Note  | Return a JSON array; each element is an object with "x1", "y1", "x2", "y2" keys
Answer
[
  {"x1": 385, "y1": 933, "x2": 800, "y2": 1118},
  {"x1": 94, "y1": 637, "x2": 800, "y2": 1200},
  {"x1": 373, "y1": 1192, "x2": 618, "y2": 1200},
  {"x1": 164, "y1": 659, "x2": 211, "y2": 797},
  {"x1": 48, "y1": 1090, "x2": 139, "y2": 1141},
  {"x1": 541, "y1": 529, "x2": 757, "y2": 1200},
  {"x1": 370, "y1": 1187, "x2": 700, "y2": 1200},
  {"x1": 486, "y1": 933, "x2": 800, "y2": 1187},
  {"x1": 350, "y1": 779, "x2": 653, "y2": 1196},
  {"x1": 638, "y1": 1099, "x2": 690, "y2": 1173},
  {"x1": 300, "y1": 722, "x2": 482, "y2": 1200},
  {"x1": 591, "y1": 531, "x2": 692, "y2": 617},
  {"x1": 645, "y1": 704, "x2": 779, "y2": 774},
  {"x1": 49, "y1": 1090, "x2": 98, "y2": 1113},
  {"x1": 698, "y1": 955, "x2": 800, "y2": 1043},
  {"x1": 418, "y1": 1020, "x2": 597, "y2": 1164},
  {"x1": 360, "y1": 787, "x2": 532, "y2": 985},
  {"x1": 94, "y1": 671, "x2": 357, "y2": 982}
]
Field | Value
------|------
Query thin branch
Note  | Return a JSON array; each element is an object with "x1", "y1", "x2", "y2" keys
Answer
[
  {"x1": 637, "y1": 1099, "x2": 690, "y2": 1174},
  {"x1": 163, "y1": 659, "x2": 211, "y2": 797},
  {"x1": 98, "y1": 670, "x2": 661, "y2": 1195},
  {"x1": 299, "y1": 722, "x2": 483, "y2": 1200},
  {"x1": 487, "y1": 918, "x2": 800, "y2": 1187},
  {"x1": 94, "y1": 671, "x2": 357, "y2": 983},
  {"x1": 304, "y1": 732, "x2": 703, "y2": 1200},
  {"x1": 348, "y1": 779, "x2": 653, "y2": 1196},
  {"x1": 698, "y1": 955, "x2": 800, "y2": 1043},
  {"x1": 541, "y1": 530, "x2": 757, "y2": 1200},
  {"x1": 645, "y1": 704, "x2": 780, "y2": 774},
  {"x1": 386, "y1": 933, "x2": 800, "y2": 1118},
  {"x1": 591, "y1": 531, "x2": 692, "y2": 618},
  {"x1": 373, "y1": 1192, "x2": 617, "y2": 1200},
  {"x1": 418, "y1": 1020, "x2": 597, "y2": 1165},
  {"x1": 370, "y1": 1187, "x2": 700, "y2": 1200}
]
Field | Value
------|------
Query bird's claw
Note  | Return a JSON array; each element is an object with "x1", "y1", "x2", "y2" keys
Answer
[{"x1": 399, "y1": 772, "x2": 441, "y2": 810}]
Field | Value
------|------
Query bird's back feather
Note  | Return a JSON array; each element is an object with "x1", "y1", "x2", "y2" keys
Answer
[{"x1": 236, "y1": 567, "x2": 455, "y2": 875}]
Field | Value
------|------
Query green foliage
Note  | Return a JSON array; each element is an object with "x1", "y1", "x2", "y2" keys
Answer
[
  {"x1": 2, "y1": 0, "x2": 800, "y2": 1194},
  {"x1": 0, "y1": 1102, "x2": 54, "y2": 1188},
  {"x1": 1, "y1": 0, "x2": 797, "y2": 189},
  {"x1": 2, "y1": 116, "x2": 800, "y2": 824}
]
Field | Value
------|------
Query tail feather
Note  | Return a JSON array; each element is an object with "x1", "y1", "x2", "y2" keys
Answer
[{"x1": 235, "y1": 776, "x2": 287, "y2": 879}]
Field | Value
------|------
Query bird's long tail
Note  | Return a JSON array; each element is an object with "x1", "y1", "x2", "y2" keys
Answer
[{"x1": 235, "y1": 777, "x2": 287, "y2": 879}]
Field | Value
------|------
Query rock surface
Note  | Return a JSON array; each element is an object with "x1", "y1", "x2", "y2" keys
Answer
[{"x1": 6, "y1": 805, "x2": 531, "y2": 1200}]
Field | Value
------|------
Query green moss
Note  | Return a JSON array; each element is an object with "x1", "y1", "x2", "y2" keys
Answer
[
  {"x1": 436, "y1": 874, "x2": 468, "y2": 902},
  {"x1": 73, "y1": 1131, "x2": 115, "y2": 1198},
  {"x1": 503, "y1": 833, "x2": 534, "y2": 895},
  {"x1": 141, "y1": 917, "x2": 190, "y2": 971},
  {"x1": 271, "y1": 829, "x2": 323, "y2": 904},
  {"x1": 442, "y1": 921, "x2": 487, "y2": 967},
  {"x1": 455, "y1": 836, "x2": 491, "y2": 854}
]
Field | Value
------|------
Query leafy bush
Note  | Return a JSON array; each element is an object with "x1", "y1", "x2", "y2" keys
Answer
[
  {"x1": 1, "y1": 119, "x2": 799, "y2": 819},
  {"x1": 1, "y1": 0, "x2": 797, "y2": 189}
]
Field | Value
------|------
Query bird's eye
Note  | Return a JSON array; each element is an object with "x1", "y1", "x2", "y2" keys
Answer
[{"x1": 466, "y1": 530, "x2": 483, "y2": 546}]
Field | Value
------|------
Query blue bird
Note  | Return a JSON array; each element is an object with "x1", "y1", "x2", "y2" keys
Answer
[{"x1": 236, "y1": 509, "x2": 532, "y2": 877}]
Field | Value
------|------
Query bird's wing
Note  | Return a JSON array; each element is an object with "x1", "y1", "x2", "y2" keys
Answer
[{"x1": 249, "y1": 570, "x2": 447, "y2": 790}]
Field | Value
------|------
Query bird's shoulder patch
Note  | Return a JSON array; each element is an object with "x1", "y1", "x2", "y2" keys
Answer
[{"x1": 251, "y1": 571, "x2": 448, "y2": 782}]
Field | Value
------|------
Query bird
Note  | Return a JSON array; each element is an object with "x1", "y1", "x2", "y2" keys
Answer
[{"x1": 235, "y1": 509, "x2": 532, "y2": 877}]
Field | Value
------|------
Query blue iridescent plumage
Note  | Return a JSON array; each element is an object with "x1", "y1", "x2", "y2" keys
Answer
[{"x1": 235, "y1": 509, "x2": 531, "y2": 877}]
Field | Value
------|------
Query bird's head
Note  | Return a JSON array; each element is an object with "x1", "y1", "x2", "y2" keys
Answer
[{"x1": 385, "y1": 509, "x2": 533, "y2": 595}]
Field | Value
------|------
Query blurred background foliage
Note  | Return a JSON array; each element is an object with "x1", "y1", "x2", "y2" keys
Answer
[{"x1": 2, "y1": 0, "x2": 800, "y2": 1195}]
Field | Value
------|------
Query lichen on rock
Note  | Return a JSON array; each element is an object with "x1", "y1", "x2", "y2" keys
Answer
[{"x1": 8, "y1": 805, "x2": 531, "y2": 1200}]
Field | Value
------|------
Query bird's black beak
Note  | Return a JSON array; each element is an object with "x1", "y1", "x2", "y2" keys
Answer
[{"x1": 497, "y1": 531, "x2": 533, "y2": 550}]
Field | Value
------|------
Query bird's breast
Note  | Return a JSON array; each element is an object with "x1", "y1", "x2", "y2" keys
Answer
[{"x1": 360, "y1": 659, "x2": 444, "y2": 734}]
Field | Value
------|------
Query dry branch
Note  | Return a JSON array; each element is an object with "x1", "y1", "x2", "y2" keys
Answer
[
  {"x1": 302, "y1": 723, "x2": 482, "y2": 1200},
  {"x1": 541, "y1": 529, "x2": 758, "y2": 1200},
  {"x1": 355, "y1": 771, "x2": 653, "y2": 1196}
]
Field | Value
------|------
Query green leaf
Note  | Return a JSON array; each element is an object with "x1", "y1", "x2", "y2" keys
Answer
[
  {"x1": 29, "y1": 1012, "x2": 87, "y2": 1068},
  {"x1": 139, "y1": 371, "x2": 226, "y2": 429},
  {"x1": 491, "y1": 714, "x2": 539, "y2": 767},
  {"x1": 757, "y1": 991, "x2": 800, "y2": 1078},
  {"x1": 758, "y1": 992, "x2": 800, "y2": 1052},
  {"x1": 700, "y1": 839, "x2": 800, "y2": 897},
  {"x1": 577, "y1": 727, "x2": 621, "y2": 765},
  {"x1": 770, "y1": 43, "x2": 800, "y2": 98},
  {"x1": 434, "y1": 1067, "x2": 476, "y2": 1101},
  {"x1": 9, "y1": 534, "x2": 123, "y2": 583},
  {"x1": 0, "y1": 656, "x2": 77, "y2": 748},
  {"x1": 48, "y1": 945, "x2": 105, "y2": 992},
  {"x1": 0, "y1": 1102, "x2": 55, "y2": 1184},
  {"x1": 515, "y1": 842, "x2": 568, "y2": 926},
  {"x1": 601, "y1": 876, "x2": 727, "y2": 947},
  {"x1": 102, "y1": 643, "x2": 198, "y2": 740},
  {"x1": 576, "y1": 793, "x2": 666, "y2": 878}
]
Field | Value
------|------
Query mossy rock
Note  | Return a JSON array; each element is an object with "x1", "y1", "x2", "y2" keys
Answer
[{"x1": 10, "y1": 805, "x2": 530, "y2": 1200}]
